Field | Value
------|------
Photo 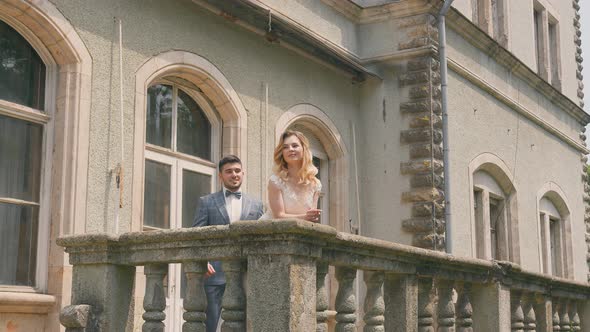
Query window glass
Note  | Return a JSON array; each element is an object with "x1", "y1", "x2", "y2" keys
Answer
[
  {"x1": 144, "y1": 159, "x2": 171, "y2": 229},
  {"x1": 0, "y1": 114, "x2": 42, "y2": 201},
  {"x1": 181, "y1": 169, "x2": 211, "y2": 228},
  {"x1": 146, "y1": 84, "x2": 173, "y2": 149},
  {"x1": 0, "y1": 21, "x2": 45, "y2": 110},
  {"x1": 0, "y1": 202, "x2": 39, "y2": 286},
  {"x1": 176, "y1": 89, "x2": 211, "y2": 160}
]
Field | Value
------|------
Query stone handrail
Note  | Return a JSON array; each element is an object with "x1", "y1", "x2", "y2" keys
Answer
[{"x1": 57, "y1": 219, "x2": 589, "y2": 331}]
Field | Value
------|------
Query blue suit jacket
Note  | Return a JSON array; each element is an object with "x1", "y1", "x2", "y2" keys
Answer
[{"x1": 192, "y1": 190, "x2": 263, "y2": 285}]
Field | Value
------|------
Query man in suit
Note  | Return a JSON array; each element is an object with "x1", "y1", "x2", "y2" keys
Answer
[{"x1": 193, "y1": 154, "x2": 263, "y2": 332}]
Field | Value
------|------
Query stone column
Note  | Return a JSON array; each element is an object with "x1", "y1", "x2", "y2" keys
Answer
[
  {"x1": 533, "y1": 294, "x2": 552, "y2": 332},
  {"x1": 69, "y1": 263, "x2": 136, "y2": 332},
  {"x1": 417, "y1": 278, "x2": 435, "y2": 332},
  {"x1": 335, "y1": 266, "x2": 357, "y2": 332},
  {"x1": 316, "y1": 262, "x2": 330, "y2": 332},
  {"x1": 246, "y1": 254, "x2": 316, "y2": 331},
  {"x1": 143, "y1": 264, "x2": 168, "y2": 332},
  {"x1": 363, "y1": 271, "x2": 384, "y2": 332},
  {"x1": 437, "y1": 280, "x2": 456, "y2": 332},
  {"x1": 471, "y1": 283, "x2": 511, "y2": 332},
  {"x1": 511, "y1": 292, "x2": 525, "y2": 332},
  {"x1": 522, "y1": 294, "x2": 536, "y2": 331},
  {"x1": 183, "y1": 261, "x2": 208, "y2": 332},
  {"x1": 383, "y1": 274, "x2": 418, "y2": 332},
  {"x1": 456, "y1": 283, "x2": 473, "y2": 332},
  {"x1": 221, "y1": 260, "x2": 247, "y2": 332}
]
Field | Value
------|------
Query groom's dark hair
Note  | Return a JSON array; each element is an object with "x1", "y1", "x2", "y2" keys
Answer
[{"x1": 218, "y1": 155, "x2": 242, "y2": 171}]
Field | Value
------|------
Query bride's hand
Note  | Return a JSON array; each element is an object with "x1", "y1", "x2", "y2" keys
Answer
[{"x1": 304, "y1": 209, "x2": 322, "y2": 223}]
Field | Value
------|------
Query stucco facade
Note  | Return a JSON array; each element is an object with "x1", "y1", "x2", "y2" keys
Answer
[{"x1": 0, "y1": 0, "x2": 588, "y2": 330}]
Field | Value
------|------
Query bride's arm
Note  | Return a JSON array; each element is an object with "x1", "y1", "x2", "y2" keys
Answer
[{"x1": 268, "y1": 180, "x2": 319, "y2": 222}]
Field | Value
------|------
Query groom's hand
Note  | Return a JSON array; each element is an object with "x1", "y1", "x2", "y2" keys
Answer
[{"x1": 205, "y1": 262, "x2": 216, "y2": 278}]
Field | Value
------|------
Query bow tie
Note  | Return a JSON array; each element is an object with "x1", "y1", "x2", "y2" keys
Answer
[{"x1": 225, "y1": 190, "x2": 242, "y2": 199}]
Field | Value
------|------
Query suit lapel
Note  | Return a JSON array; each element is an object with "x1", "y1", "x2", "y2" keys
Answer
[
  {"x1": 214, "y1": 191, "x2": 230, "y2": 225},
  {"x1": 240, "y1": 195, "x2": 252, "y2": 220}
]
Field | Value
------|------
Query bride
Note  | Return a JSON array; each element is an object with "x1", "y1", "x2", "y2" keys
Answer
[{"x1": 261, "y1": 130, "x2": 322, "y2": 222}]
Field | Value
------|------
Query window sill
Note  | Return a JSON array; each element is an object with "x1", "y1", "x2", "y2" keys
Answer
[{"x1": 0, "y1": 291, "x2": 56, "y2": 314}]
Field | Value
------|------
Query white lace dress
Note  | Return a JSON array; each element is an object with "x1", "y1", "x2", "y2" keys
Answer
[{"x1": 260, "y1": 174, "x2": 322, "y2": 219}]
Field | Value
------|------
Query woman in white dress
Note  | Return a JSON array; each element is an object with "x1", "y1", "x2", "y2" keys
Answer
[{"x1": 262, "y1": 130, "x2": 322, "y2": 222}]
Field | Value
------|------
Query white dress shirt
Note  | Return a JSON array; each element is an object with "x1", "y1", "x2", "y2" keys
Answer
[{"x1": 223, "y1": 188, "x2": 242, "y2": 223}]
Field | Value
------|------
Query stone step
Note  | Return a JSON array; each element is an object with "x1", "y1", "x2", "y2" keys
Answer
[
  {"x1": 412, "y1": 201, "x2": 444, "y2": 218},
  {"x1": 401, "y1": 159, "x2": 443, "y2": 174},
  {"x1": 400, "y1": 128, "x2": 442, "y2": 144},
  {"x1": 402, "y1": 217, "x2": 444, "y2": 233},
  {"x1": 411, "y1": 173, "x2": 444, "y2": 189},
  {"x1": 401, "y1": 187, "x2": 443, "y2": 202}
]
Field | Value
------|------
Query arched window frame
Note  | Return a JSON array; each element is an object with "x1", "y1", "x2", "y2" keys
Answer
[
  {"x1": 536, "y1": 183, "x2": 573, "y2": 278},
  {"x1": 468, "y1": 153, "x2": 520, "y2": 264},
  {"x1": 0, "y1": 17, "x2": 57, "y2": 292}
]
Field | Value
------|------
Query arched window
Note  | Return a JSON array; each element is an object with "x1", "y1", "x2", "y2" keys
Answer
[
  {"x1": 469, "y1": 154, "x2": 519, "y2": 263},
  {"x1": 537, "y1": 186, "x2": 572, "y2": 278},
  {"x1": 142, "y1": 79, "x2": 220, "y2": 330},
  {"x1": 0, "y1": 20, "x2": 49, "y2": 287}
]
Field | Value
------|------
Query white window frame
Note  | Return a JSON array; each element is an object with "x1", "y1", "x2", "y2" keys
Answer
[
  {"x1": 143, "y1": 79, "x2": 220, "y2": 332},
  {"x1": 0, "y1": 19, "x2": 56, "y2": 293},
  {"x1": 538, "y1": 199, "x2": 565, "y2": 277},
  {"x1": 473, "y1": 172, "x2": 508, "y2": 261},
  {"x1": 311, "y1": 149, "x2": 329, "y2": 226}
]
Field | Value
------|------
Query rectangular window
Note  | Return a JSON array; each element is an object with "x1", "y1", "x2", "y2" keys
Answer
[
  {"x1": 548, "y1": 21, "x2": 560, "y2": 88},
  {"x1": 549, "y1": 217, "x2": 561, "y2": 276},
  {"x1": 489, "y1": 197, "x2": 502, "y2": 260},
  {"x1": 534, "y1": 9, "x2": 543, "y2": 74}
]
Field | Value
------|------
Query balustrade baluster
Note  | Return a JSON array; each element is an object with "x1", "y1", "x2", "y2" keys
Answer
[
  {"x1": 418, "y1": 279, "x2": 435, "y2": 332},
  {"x1": 570, "y1": 301, "x2": 581, "y2": 331},
  {"x1": 335, "y1": 266, "x2": 357, "y2": 332},
  {"x1": 522, "y1": 294, "x2": 536, "y2": 331},
  {"x1": 437, "y1": 280, "x2": 455, "y2": 332},
  {"x1": 456, "y1": 283, "x2": 473, "y2": 332},
  {"x1": 316, "y1": 262, "x2": 330, "y2": 332},
  {"x1": 221, "y1": 260, "x2": 246, "y2": 332},
  {"x1": 552, "y1": 300, "x2": 561, "y2": 331},
  {"x1": 143, "y1": 264, "x2": 168, "y2": 332},
  {"x1": 182, "y1": 261, "x2": 208, "y2": 332},
  {"x1": 363, "y1": 271, "x2": 385, "y2": 332},
  {"x1": 511, "y1": 292, "x2": 525, "y2": 332},
  {"x1": 560, "y1": 300, "x2": 571, "y2": 331}
]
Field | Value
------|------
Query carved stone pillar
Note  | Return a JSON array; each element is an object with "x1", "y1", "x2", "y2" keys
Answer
[
  {"x1": 363, "y1": 271, "x2": 384, "y2": 332},
  {"x1": 221, "y1": 260, "x2": 247, "y2": 332},
  {"x1": 552, "y1": 300, "x2": 561, "y2": 331},
  {"x1": 335, "y1": 266, "x2": 357, "y2": 332},
  {"x1": 316, "y1": 262, "x2": 330, "y2": 332},
  {"x1": 511, "y1": 293, "x2": 525, "y2": 332},
  {"x1": 384, "y1": 274, "x2": 418, "y2": 332},
  {"x1": 182, "y1": 261, "x2": 207, "y2": 332},
  {"x1": 456, "y1": 283, "x2": 473, "y2": 332},
  {"x1": 418, "y1": 279, "x2": 435, "y2": 332},
  {"x1": 560, "y1": 300, "x2": 571, "y2": 331},
  {"x1": 143, "y1": 264, "x2": 168, "y2": 332},
  {"x1": 522, "y1": 294, "x2": 536, "y2": 331},
  {"x1": 570, "y1": 301, "x2": 581, "y2": 331},
  {"x1": 533, "y1": 294, "x2": 552, "y2": 332},
  {"x1": 437, "y1": 280, "x2": 455, "y2": 332}
]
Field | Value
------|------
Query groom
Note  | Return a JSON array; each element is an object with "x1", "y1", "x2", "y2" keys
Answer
[{"x1": 192, "y1": 154, "x2": 264, "y2": 332}]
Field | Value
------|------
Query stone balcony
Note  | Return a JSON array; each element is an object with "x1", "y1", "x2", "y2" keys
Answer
[{"x1": 57, "y1": 220, "x2": 589, "y2": 331}]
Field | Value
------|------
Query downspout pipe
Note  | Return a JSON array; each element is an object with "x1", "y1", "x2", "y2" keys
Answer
[{"x1": 438, "y1": 0, "x2": 454, "y2": 254}]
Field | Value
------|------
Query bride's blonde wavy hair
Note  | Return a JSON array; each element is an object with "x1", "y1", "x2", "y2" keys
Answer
[{"x1": 273, "y1": 130, "x2": 318, "y2": 185}]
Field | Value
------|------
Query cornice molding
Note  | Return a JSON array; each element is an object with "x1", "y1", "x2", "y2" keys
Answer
[{"x1": 321, "y1": 0, "x2": 431, "y2": 24}]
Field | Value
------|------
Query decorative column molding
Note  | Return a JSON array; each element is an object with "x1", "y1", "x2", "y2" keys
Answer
[
  {"x1": 397, "y1": 12, "x2": 445, "y2": 250},
  {"x1": 522, "y1": 294, "x2": 536, "y2": 331},
  {"x1": 363, "y1": 271, "x2": 385, "y2": 332},
  {"x1": 437, "y1": 280, "x2": 456, "y2": 332},
  {"x1": 511, "y1": 292, "x2": 525, "y2": 332}
]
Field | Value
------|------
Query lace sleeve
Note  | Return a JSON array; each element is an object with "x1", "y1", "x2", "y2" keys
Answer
[
  {"x1": 269, "y1": 174, "x2": 282, "y2": 187},
  {"x1": 315, "y1": 179, "x2": 322, "y2": 193}
]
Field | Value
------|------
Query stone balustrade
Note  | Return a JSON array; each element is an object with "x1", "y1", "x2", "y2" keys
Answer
[{"x1": 57, "y1": 219, "x2": 589, "y2": 331}]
